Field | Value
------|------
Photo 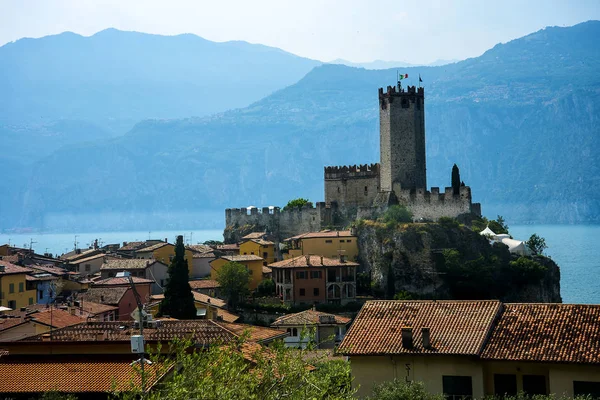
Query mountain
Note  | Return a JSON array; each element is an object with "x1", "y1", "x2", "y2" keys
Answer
[
  {"x1": 328, "y1": 58, "x2": 460, "y2": 69},
  {"x1": 3, "y1": 21, "x2": 600, "y2": 231}
]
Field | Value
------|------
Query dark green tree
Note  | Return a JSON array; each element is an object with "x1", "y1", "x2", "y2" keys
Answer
[
  {"x1": 256, "y1": 278, "x2": 275, "y2": 297},
  {"x1": 527, "y1": 233, "x2": 548, "y2": 255},
  {"x1": 158, "y1": 235, "x2": 196, "y2": 319},
  {"x1": 451, "y1": 164, "x2": 461, "y2": 195},
  {"x1": 378, "y1": 205, "x2": 413, "y2": 227},
  {"x1": 283, "y1": 198, "x2": 312, "y2": 211},
  {"x1": 216, "y1": 261, "x2": 251, "y2": 308}
]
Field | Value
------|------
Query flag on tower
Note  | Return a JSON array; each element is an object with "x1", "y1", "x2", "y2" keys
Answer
[
  {"x1": 419, "y1": 74, "x2": 423, "y2": 82},
  {"x1": 398, "y1": 73, "x2": 408, "y2": 80}
]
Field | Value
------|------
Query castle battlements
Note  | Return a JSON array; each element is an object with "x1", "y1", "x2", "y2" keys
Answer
[
  {"x1": 395, "y1": 185, "x2": 473, "y2": 204},
  {"x1": 324, "y1": 163, "x2": 380, "y2": 180}
]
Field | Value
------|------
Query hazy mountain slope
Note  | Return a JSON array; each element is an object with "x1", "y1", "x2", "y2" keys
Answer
[{"x1": 5, "y1": 22, "x2": 600, "y2": 230}]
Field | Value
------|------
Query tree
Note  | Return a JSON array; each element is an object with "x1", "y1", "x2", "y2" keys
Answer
[
  {"x1": 451, "y1": 164, "x2": 461, "y2": 195},
  {"x1": 527, "y1": 233, "x2": 548, "y2": 255},
  {"x1": 283, "y1": 198, "x2": 312, "y2": 211},
  {"x1": 378, "y1": 205, "x2": 413, "y2": 227},
  {"x1": 216, "y1": 261, "x2": 251, "y2": 308},
  {"x1": 367, "y1": 379, "x2": 443, "y2": 400},
  {"x1": 488, "y1": 215, "x2": 509, "y2": 235},
  {"x1": 203, "y1": 240, "x2": 223, "y2": 246},
  {"x1": 158, "y1": 235, "x2": 196, "y2": 319},
  {"x1": 256, "y1": 279, "x2": 275, "y2": 297}
]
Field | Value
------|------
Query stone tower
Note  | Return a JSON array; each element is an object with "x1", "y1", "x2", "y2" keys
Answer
[{"x1": 378, "y1": 85, "x2": 426, "y2": 192}]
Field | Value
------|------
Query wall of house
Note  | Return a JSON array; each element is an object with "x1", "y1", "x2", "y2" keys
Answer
[
  {"x1": 286, "y1": 237, "x2": 358, "y2": 261},
  {"x1": 291, "y1": 268, "x2": 326, "y2": 304},
  {"x1": 210, "y1": 259, "x2": 264, "y2": 290},
  {"x1": 350, "y1": 355, "x2": 484, "y2": 399},
  {"x1": 117, "y1": 284, "x2": 151, "y2": 320},
  {"x1": 190, "y1": 257, "x2": 213, "y2": 279},
  {"x1": 0, "y1": 273, "x2": 36, "y2": 309},
  {"x1": 240, "y1": 241, "x2": 276, "y2": 264},
  {"x1": 145, "y1": 263, "x2": 168, "y2": 295},
  {"x1": 137, "y1": 246, "x2": 193, "y2": 275},
  {"x1": 73, "y1": 257, "x2": 104, "y2": 275}
]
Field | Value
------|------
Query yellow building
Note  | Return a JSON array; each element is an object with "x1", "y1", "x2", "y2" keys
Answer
[
  {"x1": 0, "y1": 262, "x2": 37, "y2": 310},
  {"x1": 147, "y1": 293, "x2": 239, "y2": 323},
  {"x1": 284, "y1": 230, "x2": 358, "y2": 261},
  {"x1": 240, "y1": 239, "x2": 277, "y2": 265},
  {"x1": 135, "y1": 242, "x2": 193, "y2": 275},
  {"x1": 210, "y1": 255, "x2": 264, "y2": 290}
]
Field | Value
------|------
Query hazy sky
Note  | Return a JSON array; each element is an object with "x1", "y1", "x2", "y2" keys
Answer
[{"x1": 1, "y1": 0, "x2": 599, "y2": 63}]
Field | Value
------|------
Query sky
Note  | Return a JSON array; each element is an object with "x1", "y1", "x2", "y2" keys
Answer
[{"x1": 1, "y1": 0, "x2": 599, "y2": 64}]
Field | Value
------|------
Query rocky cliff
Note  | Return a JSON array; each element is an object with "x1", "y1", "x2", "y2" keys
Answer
[{"x1": 356, "y1": 219, "x2": 561, "y2": 303}]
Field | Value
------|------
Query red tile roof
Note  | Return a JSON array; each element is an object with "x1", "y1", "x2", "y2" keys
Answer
[
  {"x1": 216, "y1": 244, "x2": 240, "y2": 251},
  {"x1": 285, "y1": 230, "x2": 355, "y2": 241},
  {"x1": 187, "y1": 244, "x2": 213, "y2": 253},
  {"x1": 100, "y1": 259, "x2": 164, "y2": 271},
  {"x1": 221, "y1": 255, "x2": 263, "y2": 262},
  {"x1": 217, "y1": 309, "x2": 240, "y2": 323},
  {"x1": 272, "y1": 309, "x2": 351, "y2": 327},
  {"x1": 338, "y1": 300, "x2": 501, "y2": 356},
  {"x1": 0, "y1": 261, "x2": 32, "y2": 275},
  {"x1": 0, "y1": 355, "x2": 169, "y2": 393},
  {"x1": 192, "y1": 252, "x2": 216, "y2": 259},
  {"x1": 269, "y1": 255, "x2": 358, "y2": 269},
  {"x1": 92, "y1": 276, "x2": 154, "y2": 286},
  {"x1": 262, "y1": 266, "x2": 272, "y2": 274},
  {"x1": 30, "y1": 308, "x2": 87, "y2": 329},
  {"x1": 193, "y1": 292, "x2": 226, "y2": 308},
  {"x1": 80, "y1": 301, "x2": 119, "y2": 316},
  {"x1": 28, "y1": 264, "x2": 69, "y2": 276},
  {"x1": 189, "y1": 279, "x2": 221, "y2": 290},
  {"x1": 218, "y1": 322, "x2": 288, "y2": 344},
  {"x1": 119, "y1": 241, "x2": 145, "y2": 251},
  {"x1": 70, "y1": 253, "x2": 105, "y2": 264},
  {"x1": 241, "y1": 232, "x2": 267, "y2": 240},
  {"x1": 137, "y1": 242, "x2": 171, "y2": 253},
  {"x1": 481, "y1": 303, "x2": 600, "y2": 364},
  {"x1": 80, "y1": 287, "x2": 129, "y2": 305}
]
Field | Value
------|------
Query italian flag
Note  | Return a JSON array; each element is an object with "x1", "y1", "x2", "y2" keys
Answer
[{"x1": 398, "y1": 73, "x2": 408, "y2": 80}]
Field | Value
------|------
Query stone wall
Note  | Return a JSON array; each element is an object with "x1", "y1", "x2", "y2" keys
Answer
[{"x1": 324, "y1": 164, "x2": 380, "y2": 210}]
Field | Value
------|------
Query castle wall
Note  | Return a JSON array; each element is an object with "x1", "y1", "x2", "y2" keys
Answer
[
  {"x1": 379, "y1": 85, "x2": 426, "y2": 192},
  {"x1": 324, "y1": 164, "x2": 380, "y2": 211},
  {"x1": 394, "y1": 185, "x2": 477, "y2": 221}
]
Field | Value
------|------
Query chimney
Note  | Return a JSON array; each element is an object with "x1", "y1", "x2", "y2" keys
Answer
[
  {"x1": 401, "y1": 327, "x2": 413, "y2": 348},
  {"x1": 320, "y1": 256, "x2": 324, "y2": 265},
  {"x1": 305, "y1": 255, "x2": 310, "y2": 266},
  {"x1": 100, "y1": 295, "x2": 105, "y2": 302},
  {"x1": 422, "y1": 327, "x2": 431, "y2": 349},
  {"x1": 339, "y1": 254, "x2": 346, "y2": 263},
  {"x1": 123, "y1": 242, "x2": 128, "y2": 247},
  {"x1": 0, "y1": 265, "x2": 5, "y2": 273},
  {"x1": 165, "y1": 238, "x2": 168, "y2": 243},
  {"x1": 70, "y1": 307, "x2": 76, "y2": 315}
]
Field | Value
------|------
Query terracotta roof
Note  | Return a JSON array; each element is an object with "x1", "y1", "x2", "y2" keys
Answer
[
  {"x1": 193, "y1": 292, "x2": 226, "y2": 308},
  {"x1": 0, "y1": 355, "x2": 169, "y2": 393},
  {"x1": 216, "y1": 244, "x2": 240, "y2": 251},
  {"x1": 269, "y1": 255, "x2": 358, "y2": 269},
  {"x1": 338, "y1": 300, "x2": 501, "y2": 356},
  {"x1": 81, "y1": 287, "x2": 129, "y2": 305},
  {"x1": 221, "y1": 255, "x2": 263, "y2": 262},
  {"x1": 193, "y1": 252, "x2": 216, "y2": 259},
  {"x1": 60, "y1": 249, "x2": 99, "y2": 261},
  {"x1": 137, "y1": 242, "x2": 171, "y2": 253},
  {"x1": 30, "y1": 308, "x2": 87, "y2": 329},
  {"x1": 92, "y1": 276, "x2": 154, "y2": 286},
  {"x1": 217, "y1": 309, "x2": 240, "y2": 323},
  {"x1": 119, "y1": 241, "x2": 145, "y2": 251},
  {"x1": 248, "y1": 239, "x2": 274, "y2": 246},
  {"x1": 285, "y1": 230, "x2": 355, "y2": 241},
  {"x1": 272, "y1": 309, "x2": 350, "y2": 327},
  {"x1": 187, "y1": 244, "x2": 213, "y2": 253},
  {"x1": 241, "y1": 232, "x2": 267, "y2": 240},
  {"x1": 80, "y1": 301, "x2": 119, "y2": 316},
  {"x1": 0, "y1": 261, "x2": 32, "y2": 275},
  {"x1": 70, "y1": 253, "x2": 105, "y2": 264},
  {"x1": 0, "y1": 255, "x2": 19, "y2": 263},
  {"x1": 100, "y1": 259, "x2": 162, "y2": 271},
  {"x1": 28, "y1": 264, "x2": 68, "y2": 276},
  {"x1": 481, "y1": 303, "x2": 600, "y2": 364},
  {"x1": 189, "y1": 279, "x2": 221, "y2": 290},
  {"x1": 262, "y1": 266, "x2": 272, "y2": 274},
  {"x1": 22, "y1": 320, "x2": 237, "y2": 344},
  {"x1": 0, "y1": 317, "x2": 27, "y2": 332},
  {"x1": 219, "y1": 322, "x2": 288, "y2": 343}
]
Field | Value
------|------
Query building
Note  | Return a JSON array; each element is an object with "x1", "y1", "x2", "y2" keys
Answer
[
  {"x1": 271, "y1": 308, "x2": 350, "y2": 349},
  {"x1": 99, "y1": 258, "x2": 168, "y2": 294},
  {"x1": 0, "y1": 306, "x2": 88, "y2": 341},
  {"x1": 240, "y1": 238, "x2": 277, "y2": 265},
  {"x1": 339, "y1": 300, "x2": 600, "y2": 399},
  {"x1": 189, "y1": 251, "x2": 216, "y2": 278},
  {"x1": 135, "y1": 242, "x2": 193, "y2": 274},
  {"x1": 68, "y1": 253, "x2": 105, "y2": 275},
  {"x1": 215, "y1": 243, "x2": 241, "y2": 256},
  {"x1": 147, "y1": 292, "x2": 239, "y2": 322},
  {"x1": 269, "y1": 255, "x2": 357, "y2": 305},
  {"x1": 210, "y1": 255, "x2": 264, "y2": 290},
  {"x1": 189, "y1": 279, "x2": 221, "y2": 297},
  {"x1": 0, "y1": 262, "x2": 37, "y2": 310},
  {"x1": 284, "y1": 230, "x2": 358, "y2": 261},
  {"x1": 82, "y1": 277, "x2": 152, "y2": 320},
  {"x1": 224, "y1": 85, "x2": 481, "y2": 242},
  {"x1": 25, "y1": 271, "x2": 58, "y2": 305}
]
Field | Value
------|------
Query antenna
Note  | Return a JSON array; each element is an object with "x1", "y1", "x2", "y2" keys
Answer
[{"x1": 74, "y1": 235, "x2": 79, "y2": 251}]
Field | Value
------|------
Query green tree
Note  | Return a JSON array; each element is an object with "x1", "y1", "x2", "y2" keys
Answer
[
  {"x1": 256, "y1": 279, "x2": 275, "y2": 297},
  {"x1": 488, "y1": 215, "x2": 509, "y2": 235},
  {"x1": 203, "y1": 240, "x2": 223, "y2": 246},
  {"x1": 158, "y1": 235, "x2": 196, "y2": 319},
  {"x1": 379, "y1": 205, "x2": 413, "y2": 227},
  {"x1": 216, "y1": 261, "x2": 251, "y2": 308},
  {"x1": 509, "y1": 257, "x2": 547, "y2": 284},
  {"x1": 367, "y1": 379, "x2": 443, "y2": 400},
  {"x1": 451, "y1": 164, "x2": 461, "y2": 195},
  {"x1": 527, "y1": 233, "x2": 548, "y2": 255},
  {"x1": 283, "y1": 198, "x2": 312, "y2": 211}
]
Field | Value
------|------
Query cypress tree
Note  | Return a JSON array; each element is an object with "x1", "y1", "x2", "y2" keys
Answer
[
  {"x1": 158, "y1": 235, "x2": 196, "y2": 319},
  {"x1": 451, "y1": 164, "x2": 461, "y2": 195}
]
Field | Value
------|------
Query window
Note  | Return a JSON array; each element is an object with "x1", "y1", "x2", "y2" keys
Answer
[
  {"x1": 76, "y1": 266, "x2": 80, "y2": 272},
  {"x1": 346, "y1": 240, "x2": 352, "y2": 243},
  {"x1": 296, "y1": 271, "x2": 307, "y2": 279},
  {"x1": 251, "y1": 252, "x2": 254, "y2": 255},
  {"x1": 85, "y1": 264, "x2": 91, "y2": 272},
  {"x1": 19, "y1": 282, "x2": 24, "y2": 292},
  {"x1": 337, "y1": 187, "x2": 340, "y2": 193},
  {"x1": 325, "y1": 240, "x2": 333, "y2": 244},
  {"x1": 9, "y1": 283, "x2": 14, "y2": 294},
  {"x1": 494, "y1": 374, "x2": 517, "y2": 397},
  {"x1": 574, "y1": 382, "x2": 600, "y2": 398},
  {"x1": 310, "y1": 270, "x2": 322, "y2": 279},
  {"x1": 523, "y1": 375, "x2": 547, "y2": 396},
  {"x1": 314, "y1": 288, "x2": 319, "y2": 296},
  {"x1": 442, "y1": 376, "x2": 473, "y2": 400},
  {"x1": 263, "y1": 252, "x2": 268, "y2": 258},
  {"x1": 339, "y1": 240, "x2": 345, "y2": 243},
  {"x1": 249, "y1": 269, "x2": 253, "y2": 275},
  {"x1": 7, "y1": 300, "x2": 16, "y2": 310},
  {"x1": 28, "y1": 297, "x2": 33, "y2": 305},
  {"x1": 292, "y1": 328, "x2": 298, "y2": 336},
  {"x1": 364, "y1": 186, "x2": 368, "y2": 195},
  {"x1": 299, "y1": 288, "x2": 305, "y2": 296},
  {"x1": 38, "y1": 290, "x2": 44, "y2": 300},
  {"x1": 243, "y1": 252, "x2": 247, "y2": 255}
]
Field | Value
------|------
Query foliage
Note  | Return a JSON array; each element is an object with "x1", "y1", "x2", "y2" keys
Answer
[
  {"x1": 378, "y1": 205, "x2": 413, "y2": 227},
  {"x1": 158, "y1": 235, "x2": 196, "y2": 319},
  {"x1": 488, "y1": 215, "x2": 509, "y2": 235},
  {"x1": 366, "y1": 379, "x2": 444, "y2": 400},
  {"x1": 256, "y1": 279, "x2": 276, "y2": 297},
  {"x1": 527, "y1": 233, "x2": 548, "y2": 255},
  {"x1": 36, "y1": 392, "x2": 78, "y2": 400},
  {"x1": 119, "y1": 337, "x2": 355, "y2": 400},
  {"x1": 356, "y1": 271, "x2": 372, "y2": 295},
  {"x1": 509, "y1": 257, "x2": 547, "y2": 283},
  {"x1": 216, "y1": 261, "x2": 251, "y2": 308},
  {"x1": 283, "y1": 198, "x2": 312, "y2": 211},
  {"x1": 451, "y1": 164, "x2": 461, "y2": 195},
  {"x1": 203, "y1": 240, "x2": 223, "y2": 246},
  {"x1": 393, "y1": 291, "x2": 413, "y2": 300}
]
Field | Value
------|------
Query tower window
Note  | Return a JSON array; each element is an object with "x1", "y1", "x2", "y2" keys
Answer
[
  {"x1": 401, "y1": 98, "x2": 409, "y2": 108},
  {"x1": 364, "y1": 186, "x2": 368, "y2": 195},
  {"x1": 337, "y1": 187, "x2": 340, "y2": 193}
]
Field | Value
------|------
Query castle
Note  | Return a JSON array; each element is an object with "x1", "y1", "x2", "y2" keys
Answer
[{"x1": 225, "y1": 84, "x2": 481, "y2": 241}]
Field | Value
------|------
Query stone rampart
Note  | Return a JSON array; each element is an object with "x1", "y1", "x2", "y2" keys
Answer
[{"x1": 324, "y1": 163, "x2": 380, "y2": 180}]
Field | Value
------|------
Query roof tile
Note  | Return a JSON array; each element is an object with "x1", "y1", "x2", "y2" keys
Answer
[{"x1": 269, "y1": 255, "x2": 358, "y2": 269}]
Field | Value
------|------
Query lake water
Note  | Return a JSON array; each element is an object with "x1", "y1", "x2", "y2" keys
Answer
[{"x1": 1, "y1": 225, "x2": 598, "y2": 304}]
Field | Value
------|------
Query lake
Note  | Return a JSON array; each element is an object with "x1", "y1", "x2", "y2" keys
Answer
[{"x1": 1, "y1": 225, "x2": 598, "y2": 304}]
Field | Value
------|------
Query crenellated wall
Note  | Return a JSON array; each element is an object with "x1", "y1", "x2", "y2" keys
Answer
[{"x1": 324, "y1": 163, "x2": 380, "y2": 212}]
